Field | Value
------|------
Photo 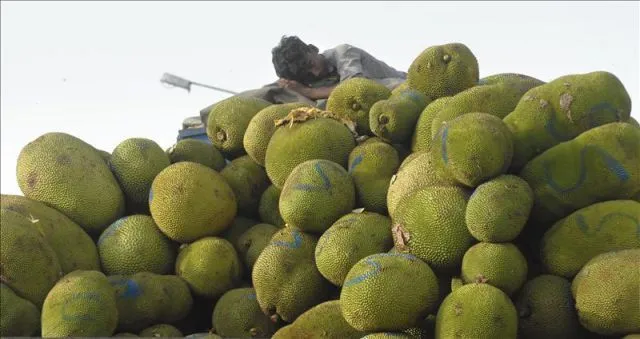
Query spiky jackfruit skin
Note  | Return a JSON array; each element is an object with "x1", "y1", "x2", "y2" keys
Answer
[
  {"x1": 41, "y1": 270, "x2": 118, "y2": 337},
  {"x1": 16, "y1": 132, "x2": 126, "y2": 234},
  {"x1": 0, "y1": 283, "x2": 40, "y2": 337},
  {"x1": 139, "y1": 324, "x2": 183, "y2": 337},
  {"x1": 252, "y1": 228, "x2": 331, "y2": 323},
  {"x1": 279, "y1": 159, "x2": 356, "y2": 234},
  {"x1": 478, "y1": 73, "x2": 545, "y2": 87},
  {"x1": 236, "y1": 223, "x2": 279, "y2": 270},
  {"x1": 0, "y1": 194, "x2": 100, "y2": 273},
  {"x1": 504, "y1": 71, "x2": 632, "y2": 171},
  {"x1": 429, "y1": 77, "x2": 544, "y2": 139},
  {"x1": 264, "y1": 117, "x2": 356, "y2": 189},
  {"x1": 411, "y1": 97, "x2": 453, "y2": 153},
  {"x1": 315, "y1": 212, "x2": 393, "y2": 286},
  {"x1": 326, "y1": 77, "x2": 392, "y2": 135},
  {"x1": 571, "y1": 249, "x2": 640, "y2": 335},
  {"x1": 258, "y1": 185, "x2": 285, "y2": 227},
  {"x1": 435, "y1": 283, "x2": 517, "y2": 339},
  {"x1": 221, "y1": 216, "x2": 260, "y2": 253},
  {"x1": 108, "y1": 273, "x2": 193, "y2": 332},
  {"x1": 0, "y1": 209, "x2": 63, "y2": 308},
  {"x1": 430, "y1": 112, "x2": 514, "y2": 188},
  {"x1": 211, "y1": 288, "x2": 277, "y2": 339},
  {"x1": 407, "y1": 43, "x2": 479, "y2": 101},
  {"x1": 340, "y1": 253, "x2": 440, "y2": 332},
  {"x1": 465, "y1": 175, "x2": 534, "y2": 242},
  {"x1": 391, "y1": 87, "x2": 430, "y2": 110},
  {"x1": 629, "y1": 116, "x2": 640, "y2": 128},
  {"x1": 369, "y1": 93, "x2": 430, "y2": 144},
  {"x1": 540, "y1": 200, "x2": 640, "y2": 278},
  {"x1": 221, "y1": 155, "x2": 270, "y2": 218},
  {"x1": 282, "y1": 300, "x2": 367, "y2": 339},
  {"x1": 166, "y1": 139, "x2": 226, "y2": 172},
  {"x1": 348, "y1": 140, "x2": 400, "y2": 214},
  {"x1": 244, "y1": 103, "x2": 311, "y2": 166},
  {"x1": 519, "y1": 122, "x2": 640, "y2": 224},
  {"x1": 149, "y1": 162, "x2": 237, "y2": 243},
  {"x1": 515, "y1": 275, "x2": 581, "y2": 339},
  {"x1": 110, "y1": 138, "x2": 171, "y2": 214},
  {"x1": 206, "y1": 96, "x2": 271, "y2": 158},
  {"x1": 461, "y1": 243, "x2": 528, "y2": 296},
  {"x1": 392, "y1": 186, "x2": 473, "y2": 271}
]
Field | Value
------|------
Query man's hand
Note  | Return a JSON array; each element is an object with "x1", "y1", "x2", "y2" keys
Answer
[{"x1": 277, "y1": 79, "x2": 310, "y2": 95}]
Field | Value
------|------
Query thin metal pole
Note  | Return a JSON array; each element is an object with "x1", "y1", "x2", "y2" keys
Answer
[{"x1": 190, "y1": 81, "x2": 238, "y2": 95}]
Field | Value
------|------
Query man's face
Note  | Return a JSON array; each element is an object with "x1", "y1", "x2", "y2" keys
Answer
[{"x1": 299, "y1": 52, "x2": 328, "y2": 84}]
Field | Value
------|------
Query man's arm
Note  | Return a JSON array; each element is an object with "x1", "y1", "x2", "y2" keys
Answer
[{"x1": 299, "y1": 85, "x2": 337, "y2": 100}]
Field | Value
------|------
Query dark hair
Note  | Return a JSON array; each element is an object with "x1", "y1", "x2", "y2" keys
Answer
[{"x1": 271, "y1": 35, "x2": 318, "y2": 82}]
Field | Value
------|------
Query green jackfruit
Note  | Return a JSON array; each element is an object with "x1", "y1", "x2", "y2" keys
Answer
[
  {"x1": 326, "y1": 77, "x2": 392, "y2": 135},
  {"x1": 211, "y1": 288, "x2": 277, "y2": 338},
  {"x1": 515, "y1": 275, "x2": 581, "y2": 339},
  {"x1": 41, "y1": 270, "x2": 118, "y2": 337},
  {"x1": 461, "y1": 243, "x2": 528, "y2": 296},
  {"x1": 97, "y1": 149, "x2": 111, "y2": 164},
  {"x1": 478, "y1": 73, "x2": 545, "y2": 86},
  {"x1": 252, "y1": 228, "x2": 331, "y2": 323},
  {"x1": 149, "y1": 162, "x2": 237, "y2": 243},
  {"x1": 465, "y1": 175, "x2": 534, "y2": 242},
  {"x1": 435, "y1": 283, "x2": 517, "y2": 339},
  {"x1": 221, "y1": 155, "x2": 270, "y2": 218},
  {"x1": 285, "y1": 300, "x2": 367, "y2": 339},
  {"x1": 430, "y1": 112, "x2": 514, "y2": 188},
  {"x1": 519, "y1": 122, "x2": 640, "y2": 224},
  {"x1": 369, "y1": 93, "x2": 428, "y2": 144},
  {"x1": 166, "y1": 139, "x2": 226, "y2": 172},
  {"x1": 315, "y1": 212, "x2": 393, "y2": 286},
  {"x1": 340, "y1": 253, "x2": 440, "y2": 332},
  {"x1": 244, "y1": 102, "x2": 311, "y2": 166},
  {"x1": 541, "y1": 200, "x2": 640, "y2": 278},
  {"x1": 184, "y1": 333, "x2": 223, "y2": 339},
  {"x1": 279, "y1": 159, "x2": 356, "y2": 234},
  {"x1": 407, "y1": 42, "x2": 479, "y2": 101},
  {"x1": 206, "y1": 95, "x2": 272, "y2": 158},
  {"x1": 411, "y1": 97, "x2": 454, "y2": 153},
  {"x1": 139, "y1": 324, "x2": 183, "y2": 337},
  {"x1": 628, "y1": 116, "x2": 639, "y2": 128},
  {"x1": 451, "y1": 277, "x2": 464, "y2": 292},
  {"x1": 0, "y1": 194, "x2": 100, "y2": 273},
  {"x1": 221, "y1": 216, "x2": 260, "y2": 253},
  {"x1": 0, "y1": 283, "x2": 40, "y2": 337},
  {"x1": 504, "y1": 71, "x2": 632, "y2": 170},
  {"x1": 236, "y1": 223, "x2": 279, "y2": 270},
  {"x1": 16, "y1": 132, "x2": 126, "y2": 234},
  {"x1": 571, "y1": 249, "x2": 640, "y2": 335},
  {"x1": 258, "y1": 185, "x2": 285, "y2": 227}
]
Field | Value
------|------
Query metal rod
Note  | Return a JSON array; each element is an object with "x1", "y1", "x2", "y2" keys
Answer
[{"x1": 190, "y1": 81, "x2": 238, "y2": 95}]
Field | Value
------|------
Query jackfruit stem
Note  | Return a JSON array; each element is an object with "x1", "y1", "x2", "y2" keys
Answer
[{"x1": 216, "y1": 131, "x2": 227, "y2": 142}]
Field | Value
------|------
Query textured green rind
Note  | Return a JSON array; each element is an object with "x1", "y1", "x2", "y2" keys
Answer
[
  {"x1": 369, "y1": 95, "x2": 425, "y2": 144},
  {"x1": 411, "y1": 97, "x2": 454, "y2": 153}
]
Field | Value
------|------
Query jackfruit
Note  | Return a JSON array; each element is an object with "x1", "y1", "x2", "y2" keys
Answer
[
  {"x1": 628, "y1": 116, "x2": 639, "y2": 128},
  {"x1": 0, "y1": 194, "x2": 100, "y2": 273},
  {"x1": 97, "y1": 149, "x2": 111, "y2": 164},
  {"x1": 252, "y1": 228, "x2": 331, "y2": 323},
  {"x1": 407, "y1": 42, "x2": 479, "y2": 101},
  {"x1": 220, "y1": 155, "x2": 270, "y2": 218},
  {"x1": 16, "y1": 132, "x2": 126, "y2": 234},
  {"x1": 398, "y1": 150, "x2": 423, "y2": 170},
  {"x1": 571, "y1": 249, "x2": 640, "y2": 335},
  {"x1": 362, "y1": 333, "x2": 412, "y2": 338},
  {"x1": 149, "y1": 161, "x2": 237, "y2": 243},
  {"x1": 369, "y1": 92, "x2": 429, "y2": 144},
  {"x1": 465, "y1": 175, "x2": 534, "y2": 242},
  {"x1": 175, "y1": 237, "x2": 243, "y2": 299},
  {"x1": 221, "y1": 216, "x2": 260, "y2": 253},
  {"x1": 411, "y1": 96, "x2": 454, "y2": 153},
  {"x1": 435, "y1": 282, "x2": 517, "y2": 339},
  {"x1": 244, "y1": 102, "x2": 311, "y2": 166},
  {"x1": 519, "y1": 122, "x2": 640, "y2": 224},
  {"x1": 541, "y1": 200, "x2": 640, "y2": 278},
  {"x1": 139, "y1": 324, "x2": 183, "y2": 337},
  {"x1": 264, "y1": 107, "x2": 357, "y2": 189},
  {"x1": 206, "y1": 95, "x2": 271, "y2": 158},
  {"x1": 41, "y1": 270, "x2": 118, "y2": 337},
  {"x1": 391, "y1": 186, "x2": 473, "y2": 271},
  {"x1": 109, "y1": 272, "x2": 193, "y2": 332},
  {"x1": 184, "y1": 333, "x2": 223, "y2": 339},
  {"x1": 326, "y1": 77, "x2": 392, "y2": 135},
  {"x1": 284, "y1": 300, "x2": 367, "y2": 339},
  {"x1": 279, "y1": 159, "x2": 356, "y2": 234},
  {"x1": 515, "y1": 274, "x2": 581, "y2": 339},
  {"x1": 166, "y1": 139, "x2": 226, "y2": 172},
  {"x1": 212, "y1": 288, "x2": 278, "y2": 338},
  {"x1": 451, "y1": 277, "x2": 464, "y2": 292},
  {"x1": 0, "y1": 209, "x2": 63, "y2": 307},
  {"x1": 258, "y1": 185, "x2": 285, "y2": 226},
  {"x1": 0, "y1": 283, "x2": 40, "y2": 337},
  {"x1": 430, "y1": 112, "x2": 514, "y2": 188},
  {"x1": 461, "y1": 242, "x2": 528, "y2": 296},
  {"x1": 504, "y1": 71, "x2": 632, "y2": 170},
  {"x1": 236, "y1": 223, "x2": 279, "y2": 270},
  {"x1": 98, "y1": 214, "x2": 176, "y2": 275},
  {"x1": 340, "y1": 253, "x2": 440, "y2": 332},
  {"x1": 478, "y1": 73, "x2": 545, "y2": 87}
]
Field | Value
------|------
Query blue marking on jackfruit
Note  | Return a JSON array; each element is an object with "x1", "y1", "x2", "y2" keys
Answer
[
  {"x1": 349, "y1": 154, "x2": 364, "y2": 174},
  {"x1": 271, "y1": 230, "x2": 303, "y2": 249},
  {"x1": 441, "y1": 126, "x2": 449, "y2": 165},
  {"x1": 316, "y1": 163, "x2": 332, "y2": 190},
  {"x1": 247, "y1": 292, "x2": 257, "y2": 300},
  {"x1": 97, "y1": 217, "x2": 127, "y2": 245},
  {"x1": 543, "y1": 145, "x2": 629, "y2": 194},
  {"x1": 293, "y1": 163, "x2": 332, "y2": 192},
  {"x1": 109, "y1": 277, "x2": 142, "y2": 299},
  {"x1": 586, "y1": 102, "x2": 620, "y2": 128},
  {"x1": 544, "y1": 112, "x2": 567, "y2": 141},
  {"x1": 148, "y1": 187, "x2": 154, "y2": 204},
  {"x1": 343, "y1": 253, "x2": 417, "y2": 288},
  {"x1": 61, "y1": 292, "x2": 103, "y2": 321},
  {"x1": 576, "y1": 212, "x2": 640, "y2": 238}
]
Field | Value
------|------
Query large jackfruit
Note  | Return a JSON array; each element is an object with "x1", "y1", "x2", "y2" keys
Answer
[
  {"x1": 282, "y1": 300, "x2": 367, "y2": 339},
  {"x1": 326, "y1": 77, "x2": 392, "y2": 135},
  {"x1": 461, "y1": 242, "x2": 528, "y2": 296},
  {"x1": 369, "y1": 90, "x2": 430, "y2": 144},
  {"x1": 16, "y1": 132, "x2": 126, "y2": 234},
  {"x1": 166, "y1": 139, "x2": 226, "y2": 172},
  {"x1": 211, "y1": 288, "x2": 277, "y2": 338},
  {"x1": 0, "y1": 283, "x2": 40, "y2": 337},
  {"x1": 519, "y1": 122, "x2": 640, "y2": 224},
  {"x1": 504, "y1": 71, "x2": 632, "y2": 170},
  {"x1": 541, "y1": 200, "x2": 640, "y2": 278},
  {"x1": 221, "y1": 155, "x2": 270, "y2": 218},
  {"x1": 411, "y1": 96, "x2": 454, "y2": 153},
  {"x1": 407, "y1": 42, "x2": 479, "y2": 101}
]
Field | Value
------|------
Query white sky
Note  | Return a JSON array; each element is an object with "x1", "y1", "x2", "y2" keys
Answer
[{"x1": 1, "y1": 1, "x2": 639, "y2": 196}]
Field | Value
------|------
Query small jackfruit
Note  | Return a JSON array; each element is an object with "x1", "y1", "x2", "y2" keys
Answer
[
  {"x1": 220, "y1": 155, "x2": 270, "y2": 218},
  {"x1": 258, "y1": 185, "x2": 285, "y2": 227},
  {"x1": 166, "y1": 139, "x2": 226, "y2": 172},
  {"x1": 236, "y1": 223, "x2": 279, "y2": 270},
  {"x1": 0, "y1": 283, "x2": 40, "y2": 337},
  {"x1": 211, "y1": 288, "x2": 277, "y2": 338},
  {"x1": 284, "y1": 300, "x2": 367, "y2": 338},
  {"x1": 369, "y1": 93, "x2": 429, "y2": 144},
  {"x1": 461, "y1": 242, "x2": 528, "y2": 296}
]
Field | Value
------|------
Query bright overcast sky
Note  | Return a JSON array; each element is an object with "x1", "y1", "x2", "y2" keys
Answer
[{"x1": 1, "y1": 1, "x2": 639, "y2": 196}]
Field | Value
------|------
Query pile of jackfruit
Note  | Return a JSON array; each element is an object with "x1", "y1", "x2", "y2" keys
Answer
[{"x1": 1, "y1": 42, "x2": 639, "y2": 339}]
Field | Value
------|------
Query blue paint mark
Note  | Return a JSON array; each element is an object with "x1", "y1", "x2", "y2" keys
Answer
[
  {"x1": 247, "y1": 292, "x2": 257, "y2": 300},
  {"x1": 544, "y1": 112, "x2": 567, "y2": 141},
  {"x1": 272, "y1": 230, "x2": 303, "y2": 249},
  {"x1": 343, "y1": 253, "x2": 418, "y2": 287},
  {"x1": 61, "y1": 292, "x2": 103, "y2": 322},
  {"x1": 441, "y1": 126, "x2": 449, "y2": 165},
  {"x1": 586, "y1": 102, "x2": 619, "y2": 128},
  {"x1": 109, "y1": 277, "x2": 142, "y2": 299},
  {"x1": 575, "y1": 214, "x2": 590, "y2": 235},
  {"x1": 292, "y1": 163, "x2": 332, "y2": 192},
  {"x1": 97, "y1": 217, "x2": 127, "y2": 245},
  {"x1": 543, "y1": 145, "x2": 629, "y2": 194},
  {"x1": 148, "y1": 188, "x2": 154, "y2": 204},
  {"x1": 349, "y1": 154, "x2": 364, "y2": 174},
  {"x1": 315, "y1": 163, "x2": 332, "y2": 190},
  {"x1": 576, "y1": 212, "x2": 639, "y2": 238},
  {"x1": 292, "y1": 183, "x2": 316, "y2": 192}
]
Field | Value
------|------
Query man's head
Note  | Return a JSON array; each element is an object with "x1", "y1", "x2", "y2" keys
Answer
[{"x1": 271, "y1": 36, "x2": 330, "y2": 85}]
